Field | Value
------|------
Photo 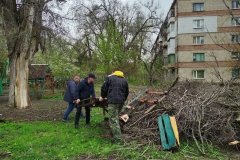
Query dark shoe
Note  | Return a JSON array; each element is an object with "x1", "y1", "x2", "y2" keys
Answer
[
  {"x1": 75, "y1": 124, "x2": 79, "y2": 129},
  {"x1": 104, "y1": 117, "x2": 109, "y2": 121}
]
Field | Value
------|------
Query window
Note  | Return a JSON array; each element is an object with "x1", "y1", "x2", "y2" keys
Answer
[
  {"x1": 232, "y1": 17, "x2": 240, "y2": 26},
  {"x1": 232, "y1": 68, "x2": 240, "y2": 79},
  {"x1": 193, "y1": 36, "x2": 204, "y2": 45},
  {"x1": 232, "y1": 52, "x2": 240, "y2": 59},
  {"x1": 193, "y1": 3, "x2": 204, "y2": 12},
  {"x1": 232, "y1": 0, "x2": 240, "y2": 9},
  {"x1": 193, "y1": 70, "x2": 205, "y2": 79},
  {"x1": 232, "y1": 35, "x2": 240, "y2": 43},
  {"x1": 168, "y1": 54, "x2": 176, "y2": 64},
  {"x1": 193, "y1": 19, "x2": 204, "y2": 29},
  {"x1": 193, "y1": 53, "x2": 205, "y2": 61}
]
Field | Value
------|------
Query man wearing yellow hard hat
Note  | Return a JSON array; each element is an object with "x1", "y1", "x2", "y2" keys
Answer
[{"x1": 100, "y1": 70, "x2": 129, "y2": 143}]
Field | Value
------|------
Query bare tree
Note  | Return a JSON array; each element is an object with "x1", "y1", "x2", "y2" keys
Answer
[
  {"x1": 142, "y1": 34, "x2": 164, "y2": 85},
  {"x1": 72, "y1": 0, "x2": 163, "y2": 76}
]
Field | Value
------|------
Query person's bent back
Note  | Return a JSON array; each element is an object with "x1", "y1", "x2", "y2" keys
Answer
[{"x1": 101, "y1": 71, "x2": 129, "y2": 104}]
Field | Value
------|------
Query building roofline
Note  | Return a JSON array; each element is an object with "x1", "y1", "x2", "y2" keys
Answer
[{"x1": 161, "y1": 0, "x2": 177, "y2": 31}]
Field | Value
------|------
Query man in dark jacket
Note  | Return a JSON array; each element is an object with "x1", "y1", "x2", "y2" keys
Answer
[
  {"x1": 75, "y1": 73, "x2": 96, "y2": 128},
  {"x1": 100, "y1": 70, "x2": 129, "y2": 142},
  {"x1": 63, "y1": 75, "x2": 80, "y2": 121}
]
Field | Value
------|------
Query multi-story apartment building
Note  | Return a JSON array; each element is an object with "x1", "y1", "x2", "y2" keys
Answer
[{"x1": 161, "y1": 0, "x2": 240, "y2": 82}]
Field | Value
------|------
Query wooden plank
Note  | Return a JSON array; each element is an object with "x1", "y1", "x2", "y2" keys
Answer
[
  {"x1": 162, "y1": 114, "x2": 176, "y2": 150},
  {"x1": 146, "y1": 91, "x2": 165, "y2": 95},
  {"x1": 170, "y1": 116, "x2": 180, "y2": 146}
]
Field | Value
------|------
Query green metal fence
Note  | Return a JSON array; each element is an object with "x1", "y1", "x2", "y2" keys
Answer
[{"x1": 0, "y1": 60, "x2": 8, "y2": 96}]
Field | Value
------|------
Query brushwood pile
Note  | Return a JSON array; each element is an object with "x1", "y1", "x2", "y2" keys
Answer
[{"x1": 121, "y1": 82, "x2": 240, "y2": 151}]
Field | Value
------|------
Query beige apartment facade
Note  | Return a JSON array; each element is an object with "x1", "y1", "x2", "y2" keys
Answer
[{"x1": 161, "y1": 0, "x2": 240, "y2": 82}]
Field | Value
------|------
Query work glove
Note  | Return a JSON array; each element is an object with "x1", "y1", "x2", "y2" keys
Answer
[
  {"x1": 75, "y1": 99, "x2": 80, "y2": 104},
  {"x1": 99, "y1": 97, "x2": 104, "y2": 102}
]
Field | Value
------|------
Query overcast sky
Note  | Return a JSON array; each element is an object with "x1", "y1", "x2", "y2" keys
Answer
[
  {"x1": 53, "y1": 0, "x2": 174, "y2": 40},
  {"x1": 59, "y1": 0, "x2": 174, "y2": 18},
  {"x1": 120, "y1": 0, "x2": 173, "y2": 16},
  {"x1": 160, "y1": 0, "x2": 174, "y2": 15}
]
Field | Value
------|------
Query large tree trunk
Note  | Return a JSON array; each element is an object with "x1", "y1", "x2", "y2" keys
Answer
[
  {"x1": 9, "y1": 54, "x2": 30, "y2": 108},
  {"x1": 16, "y1": 55, "x2": 30, "y2": 108}
]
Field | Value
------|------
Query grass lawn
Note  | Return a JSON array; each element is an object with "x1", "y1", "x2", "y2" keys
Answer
[{"x1": 0, "y1": 107, "x2": 233, "y2": 160}]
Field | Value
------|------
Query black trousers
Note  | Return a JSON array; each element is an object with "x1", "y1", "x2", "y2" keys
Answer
[{"x1": 75, "y1": 105, "x2": 91, "y2": 125}]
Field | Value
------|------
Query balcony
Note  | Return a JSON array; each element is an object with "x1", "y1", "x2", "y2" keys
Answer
[
  {"x1": 167, "y1": 9, "x2": 175, "y2": 20},
  {"x1": 168, "y1": 9, "x2": 176, "y2": 24},
  {"x1": 168, "y1": 17, "x2": 175, "y2": 24},
  {"x1": 163, "y1": 54, "x2": 176, "y2": 69}
]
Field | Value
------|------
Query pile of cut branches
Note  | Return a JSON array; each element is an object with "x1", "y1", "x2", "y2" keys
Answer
[{"x1": 122, "y1": 81, "x2": 240, "y2": 153}]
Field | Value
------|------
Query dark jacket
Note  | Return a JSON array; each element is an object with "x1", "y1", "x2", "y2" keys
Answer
[
  {"x1": 101, "y1": 74, "x2": 129, "y2": 104},
  {"x1": 78, "y1": 78, "x2": 96, "y2": 100},
  {"x1": 64, "y1": 80, "x2": 79, "y2": 103}
]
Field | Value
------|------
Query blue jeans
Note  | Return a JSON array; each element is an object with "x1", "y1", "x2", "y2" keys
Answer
[{"x1": 63, "y1": 102, "x2": 75, "y2": 120}]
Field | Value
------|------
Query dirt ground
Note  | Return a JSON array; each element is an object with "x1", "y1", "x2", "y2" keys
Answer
[
  {"x1": 0, "y1": 85, "x2": 146, "y2": 122},
  {"x1": 0, "y1": 99, "x2": 66, "y2": 121}
]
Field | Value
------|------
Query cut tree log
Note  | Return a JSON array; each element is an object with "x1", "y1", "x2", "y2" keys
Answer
[{"x1": 120, "y1": 114, "x2": 129, "y2": 123}]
